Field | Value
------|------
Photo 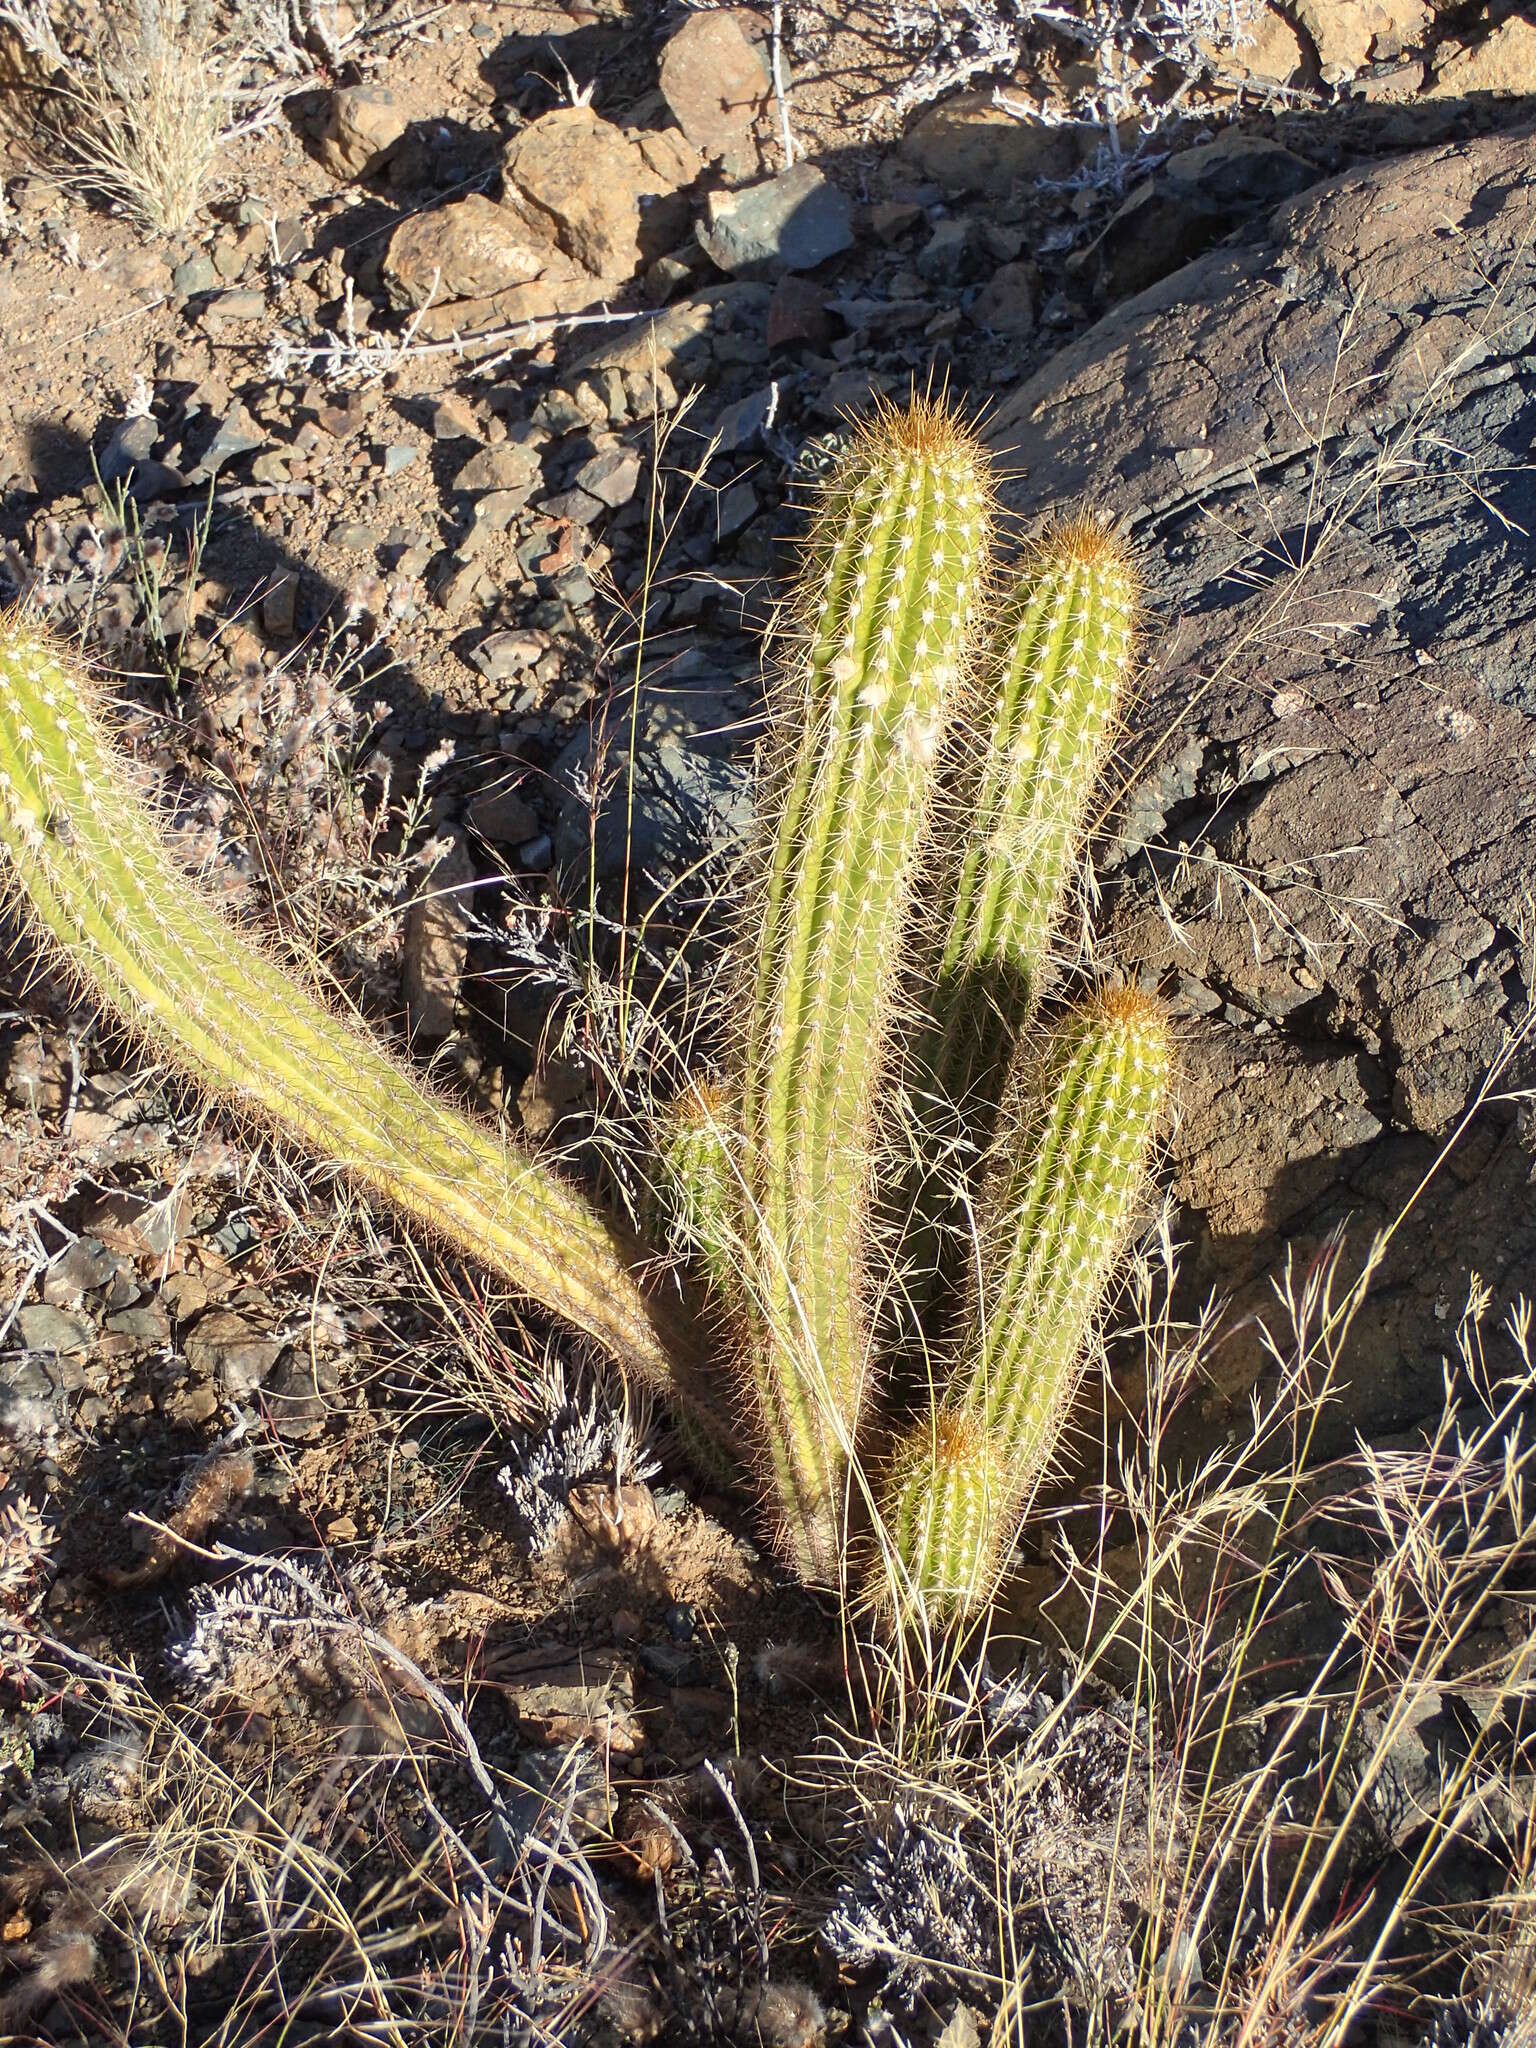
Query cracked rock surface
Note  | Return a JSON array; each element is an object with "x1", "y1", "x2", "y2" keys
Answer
[{"x1": 990, "y1": 126, "x2": 1536, "y2": 1447}]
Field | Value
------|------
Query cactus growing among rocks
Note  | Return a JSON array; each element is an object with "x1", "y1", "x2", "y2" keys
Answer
[{"x1": 0, "y1": 397, "x2": 1167, "y2": 1625}]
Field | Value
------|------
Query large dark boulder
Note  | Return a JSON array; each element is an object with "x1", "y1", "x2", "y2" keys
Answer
[{"x1": 987, "y1": 127, "x2": 1536, "y2": 1445}]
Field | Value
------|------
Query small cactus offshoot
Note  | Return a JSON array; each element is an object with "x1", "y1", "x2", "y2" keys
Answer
[{"x1": 0, "y1": 396, "x2": 1167, "y2": 1628}]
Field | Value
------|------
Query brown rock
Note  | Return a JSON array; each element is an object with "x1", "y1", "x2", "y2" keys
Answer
[
  {"x1": 1205, "y1": 2, "x2": 1307, "y2": 84},
  {"x1": 408, "y1": 272, "x2": 607, "y2": 345},
  {"x1": 382, "y1": 194, "x2": 552, "y2": 309},
  {"x1": 500, "y1": 1648, "x2": 642, "y2": 1753},
  {"x1": 970, "y1": 259, "x2": 1035, "y2": 337},
  {"x1": 1429, "y1": 14, "x2": 1536, "y2": 96},
  {"x1": 402, "y1": 830, "x2": 474, "y2": 1042},
  {"x1": 453, "y1": 442, "x2": 541, "y2": 494},
  {"x1": 767, "y1": 274, "x2": 833, "y2": 348},
  {"x1": 319, "y1": 83, "x2": 410, "y2": 180},
  {"x1": 503, "y1": 108, "x2": 655, "y2": 280},
  {"x1": 1293, "y1": 0, "x2": 1428, "y2": 81},
  {"x1": 658, "y1": 8, "x2": 772, "y2": 170},
  {"x1": 901, "y1": 90, "x2": 1097, "y2": 194}
]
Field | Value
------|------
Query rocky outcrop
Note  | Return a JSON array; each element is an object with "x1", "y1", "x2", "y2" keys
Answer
[{"x1": 987, "y1": 126, "x2": 1536, "y2": 1446}]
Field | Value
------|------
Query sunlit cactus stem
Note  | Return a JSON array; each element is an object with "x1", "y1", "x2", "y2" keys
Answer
[
  {"x1": 931, "y1": 518, "x2": 1136, "y2": 1103},
  {"x1": 894, "y1": 520, "x2": 1138, "y2": 1339},
  {"x1": 0, "y1": 617, "x2": 732, "y2": 1446},
  {"x1": 882, "y1": 989, "x2": 1171, "y2": 1616},
  {"x1": 736, "y1": 398, "x2": 993, "y2": 1580}
]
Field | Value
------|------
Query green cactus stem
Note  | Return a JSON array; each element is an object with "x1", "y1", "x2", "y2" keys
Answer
[
  {"x1": 736, "y1": 399, "x2": 993, "y2": 1580},
  {"x1": 930, "y1": 516, "x2": 1136, "y2": 1103},
  {"x1": 882, "y1": 987, "x2": 1170, "y2": 1615},
  {"x1": 655, "y1": 1076, "x2": 742, "y2": 1307},
  {"x1": 0, "y1": 617, "x2": 730, "y2": 1439},
  {"x1": 892, "y1": 518, "x2": 1138, "y2": 1337}
]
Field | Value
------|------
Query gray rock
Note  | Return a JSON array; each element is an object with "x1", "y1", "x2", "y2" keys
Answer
[
  {"x1": 714, "y1": 387, "x2": 776, "y2": 453},
  {"x1": 261, "y1": 571, "x2": 299, "y2": 640},
  {"x1": 575, "y1": 446, "x2": 642, "y2": 508},
  {"x1": 470, "y1": 633, "x2": 545, "y2": 688},
  {"x1": 552, "y1": 681, "x2": 761, "y2": 900},
  {"x1": 402, "y1": 829, "x2": 476, "y2": 1042},
  {"x1": 188, "y1": 403, "x2": 265, "y2": 482},
  {"x1": 41, "y1": 1237, "x2": 120, "y2": 1308},
  {"x1": 697, "y1": 163, "x2": 854, "y2": 275},
  {"x1": 382, "y1": 442, "x2": 419, "y2": 476},
  {"x1": 540, "y1": 485, "x2": 604, "y2": 526},
  {"x1": 105, "y1": 1301, "x2": 171, "y2": 1344},
  {"x1": 171, "y1": 252, "x2": 218, "y2": 297},
  {"x1": 98, "y1": 414, "x2": 157, "y2": 485},
  {"x1": 713, "y1": 478, "x2": 758, "y2": 538},
  {"x1": 916, "y1": 216, "x2": 976, "y2": 284},
  {"x1": 17, "y1": 1305, "x2": 93, "y2": 1355},
  {"x1": 987, "y1": 124, "x2": 1536, "y2": 1453}
]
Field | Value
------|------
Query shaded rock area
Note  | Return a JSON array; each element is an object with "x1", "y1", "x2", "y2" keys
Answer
[{"x1": 987, "y1": 126, "x2": 1536, "y2": 1450}]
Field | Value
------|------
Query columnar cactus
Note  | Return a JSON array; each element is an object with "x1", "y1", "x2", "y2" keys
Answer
[
  {"x1": 733, "y1": 399, "x2": 991, "y2": 1578},
  {"x1": 890, "y1": 520, "x2": 1139, "y2": 1343},
  {"x1": 0, "y1": 620, "x2": 728, "y2": 1444},
  {"x1": 0, "y1": 396, "x2": 1170, "y2": 1630},
  {"x1": 878, "y1": 990, "x2": 1171, "y2": 1614}
]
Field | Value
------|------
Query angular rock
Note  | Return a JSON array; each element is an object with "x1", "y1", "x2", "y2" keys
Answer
[
  {"x1": 502, "y1": 108, "x2": 655, "y2": 280},
  {"x1": 1087, "y1": 133, "x2": 1317, "y2": 302},
  {"x1": 453, "y1": 442, "x2": 542, "y2": 495},
  {"x1": 697, "y1": 162, "x2": 853, "y2": 274},
  {"x1": 41, "y1": 1237, "x2": 120, "y2": 1309},
  {"x1": 553, "y1": 682, "x2": 761, "y2": 901},
  {"x1": 1294, "y1": 0, "x2": 1429, "y2": 80},
  {"x1": 1208, "y1": 2, "x2": 1307, "y2": 85},
  {"x1": 185, "y1": 1309, "x2": 283, "y2": 1398},
  {"x1": 467, "y1": 776, "x2": 539, "y2": 841},
  {"x1": 188, "y1": 407, "x2": 266, "y2": 487},
  {"x1": 575, "y1": 445, "x2": 641, "y2": 507},
  {"x1": 766, "y1": 274, "x2": 833, "y2": 348},
  {"x1": 987, "y1": 125, "x2": 1536, "y2": 1453},
  {"x1": 98, "y1": 414, "x2": 157, "y2": 485},
  {"x1": 382, "y1": 194, "x2": 553, "y2": 310},
  {"x1": 402, "y1": 829, "x2": 475, "y2": 1043},
  {"x1": 900, "y1": 90, "x2": 1097, "y2": 194},
  {"x1": 1428, "y1": 14, "x2": 1536, "y2": 96},
  {"x1": 17, "y1": 1305, "x2": 93, "y2": 1355},
  {"x1": 500, "y1": 1648, "x2": 642, "y2": 1753},
  {"x1": 318, "y1": 84, "x2": 410, "y2": 180},
  {"x1": 971, "y1": 259, "x2": 1035, "y2": 337},
  {"x1": 468, "y1": 632, "x2": 544, "y2": 687},
  {"x1": 658, "y1": 8, "x2": 772, "y2": 170},
  {"x1": 916, "y1": 216, "x2": 976, "y2": 284}
]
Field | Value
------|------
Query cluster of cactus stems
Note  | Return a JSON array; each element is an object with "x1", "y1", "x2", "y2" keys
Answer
[{"x1": 0, "y1": 397, "x2": 1168, "y2": 1625}]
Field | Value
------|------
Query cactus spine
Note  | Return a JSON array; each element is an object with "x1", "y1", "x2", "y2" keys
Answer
[
  {"x1": 734, "y1": 400, "x2": 991, "y2": 1579},
  {"x1": 881, "y1": 989, "x2": 1170, "y2": 1613},
  {"x1": 0, "y1": 619, "x2": 728, "y2": 1440}
]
